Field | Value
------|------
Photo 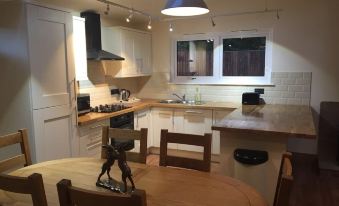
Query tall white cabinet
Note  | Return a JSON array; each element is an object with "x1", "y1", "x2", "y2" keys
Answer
[
  {"x1": 0, "y1": 2, "x2": 76, "y2": 163},
  {"x1": 28, "y1": 4, "x2": 76, "y2": 163},
  {"x1": 102, "y1": 27, "x2": 152, "y2": 77}
]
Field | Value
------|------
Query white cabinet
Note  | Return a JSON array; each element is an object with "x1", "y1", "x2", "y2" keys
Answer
[
  {"x1": 134, "y1": 109, "x2": 152, "y2": 152},
  {"x1": 73, "y1": 16, "x2": 88, "y2": 81},
  {"x1": 33, "y1": 105, "x2": 73, "y2": 162},
  {"x1": 174, "y1": 109, "x2": 213, "y2": 152},
  {"x1": 26, "y1": 4, "x2": 76, "y2": 162},
  {"x1": 27, "y1": 4, "x2": 75, "y2": 110},
  {"x1": 102, "y1": 27, "x2": 152, "y2": 77},
  {"x1": 78, "y1": 120, "x2": 110, "y2": 158},
  {"x1": 212, "y1": 110, "x2": 233, "y2": 154},
  {"x1": 151, "y1": 108, "x2": 176, "y2": 149}
]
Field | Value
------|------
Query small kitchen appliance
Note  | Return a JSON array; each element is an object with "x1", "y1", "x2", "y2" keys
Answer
[{"x1": 77, "y1": 94, "x2": 91, "y2": 115}]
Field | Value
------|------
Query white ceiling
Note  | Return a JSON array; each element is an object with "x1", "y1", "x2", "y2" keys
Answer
[{"x1": 36, "y1": 0, "x2": 271, "y2": 24}]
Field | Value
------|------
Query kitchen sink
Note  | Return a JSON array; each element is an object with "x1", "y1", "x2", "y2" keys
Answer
[
  {"x1": 158, "y1": 99, "x2": 205, "y2": 105},
  {"x1": 158, "y1": 99, "x2": 183, "y2": 104}
]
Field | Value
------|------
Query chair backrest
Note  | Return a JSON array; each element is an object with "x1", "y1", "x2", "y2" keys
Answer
[
  {"x1": 57, "y1": 179, "x2": 147, "y2": 206},
  {"x1": 274, "y1": 152, "x2": 293, "y2": 206},
  {"x1": 159, "y1": 129, "x2": 212, "y2": 172},
  {"x1": 0, "y1": 129, "x2": 32, "y2": 173},
  {"x1": 101, "y1": 126, "x2": 148, "y2": 164},
  {"x1": 0, "y1": 173, "x2": 48, "y2": 206}
]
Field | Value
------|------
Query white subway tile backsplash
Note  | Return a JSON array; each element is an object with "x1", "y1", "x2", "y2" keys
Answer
[
  {"x1": 137, "y1": 72, "x2": 312, "y2": 106},
  {"x1": 288, "y1": 73, "x2": 303, "y2": 78},
  {"x1": 288, "y1": 85, "x2": 304, "y2": 92}
]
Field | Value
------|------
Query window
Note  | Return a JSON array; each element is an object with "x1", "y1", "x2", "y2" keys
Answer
[
  {"x1": 171, "y1": 30, "x2": 272, "y2": 85},
  {"x1": 223, "y1": 37, "x2": 266, "y2": 76},
  {"x1": 177, "y1": 40, "x2": 214, "y2": 76}
]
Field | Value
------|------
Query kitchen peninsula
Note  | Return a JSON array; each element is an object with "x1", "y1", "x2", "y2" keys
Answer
[{"x1": 212, "y1": 104, "x2": 317, "y2": 205}]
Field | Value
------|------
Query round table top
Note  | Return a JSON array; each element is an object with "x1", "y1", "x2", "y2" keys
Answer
[{"x1": 0, "y1": 158, "x2": 267, "y2": 206}]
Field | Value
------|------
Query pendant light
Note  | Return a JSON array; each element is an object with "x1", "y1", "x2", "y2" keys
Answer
[{"x1": 161, "y1": 0, "x2": 209, "y2": 16}]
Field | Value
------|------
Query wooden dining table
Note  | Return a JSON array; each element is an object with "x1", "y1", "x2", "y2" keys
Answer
[{"x1": 0, "y1": 158, "x2": 267, "y2": 206}]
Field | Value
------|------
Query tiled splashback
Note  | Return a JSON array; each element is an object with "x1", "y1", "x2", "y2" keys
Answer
[
  {"x1": 137, "y1": 72, "x2": 312, "y2": 106},
  {"x1": 78, "y1": 70, "x2": 311, "y2": 106}
]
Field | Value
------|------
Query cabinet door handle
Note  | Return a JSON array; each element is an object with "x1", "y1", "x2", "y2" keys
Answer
[
  {"x1": 159, "y1": 112, "x2": 172, "y2": 116},
  {"x1": 90, "y1": 124, "x2": 107, "y2": 130},
  {"x1": 185, "y1": 111, "x2": 203, "y2": 115},
  {"x1": 87, "y1": 141, "x2": 102, "y2": 151}
]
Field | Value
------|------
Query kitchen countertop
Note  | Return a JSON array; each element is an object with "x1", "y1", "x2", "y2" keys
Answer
[
  {"x1": 212, "y1": 104, "x2": 317, "y2": 139},
  {"x1": 77, "y1": 99, "x2": 239, "y2": 126}
]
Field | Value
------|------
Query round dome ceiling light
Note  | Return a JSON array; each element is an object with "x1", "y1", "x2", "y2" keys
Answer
[{"x1": 161, "y1": 0, "x2": 209, "y2": 17}]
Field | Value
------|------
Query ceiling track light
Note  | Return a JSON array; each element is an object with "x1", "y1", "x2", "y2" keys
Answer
[
  {"x1": 147, "y1": 16, "x2": 152, "y2": 30},
  {"x1": 104, "y1": 3, "x2": 110, "y2": 15},
  {"x1": 162, "y1": 0, "x2": 209, "y2": 17},
  {"x1": 210, "y1": 16, "x2": 216, "y2": 27},
  {"x1": 169, "y1": 23, "x2": 174, "y2": 32},
  {"x1": 126, "y1": 11, "x2": 133, "y2": 23}
]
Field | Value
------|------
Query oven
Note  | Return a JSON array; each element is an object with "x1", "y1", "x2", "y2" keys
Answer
[
  {"x1": 77, "y1": 94, "x2": 91, "y2": 115},
  {"x1": 110, "y1": 112, "x2": 134, "y2": 129}
]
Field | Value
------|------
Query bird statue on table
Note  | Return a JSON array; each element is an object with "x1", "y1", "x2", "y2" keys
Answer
[{"x1": 96, "y1": 139, "x2": 135, "y2": 193}]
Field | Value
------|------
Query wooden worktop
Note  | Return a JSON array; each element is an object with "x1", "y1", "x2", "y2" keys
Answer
[
  {"x1": 212, "y1": 104, "x2": 317, "y2": 139},
  {"x1": 77, "y1": 99, "x2": 239, "y2": 126}
]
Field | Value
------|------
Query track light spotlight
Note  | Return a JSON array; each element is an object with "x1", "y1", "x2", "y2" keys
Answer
[
  {"x1": 169, "y1": 23, "x2": 173, "y2": 32},
  {"x1": 104, "y1": 4, "x2": 110, "y2": 15},
  {"x1": 211, "y1": 17, "x2": 216, "y2": 27},
  {"x1": 126, "y1": 11, "x2": 133, "y2": 23},
  {"x1": 147, "y1": 16, "x2": 152, "y2": 30}
]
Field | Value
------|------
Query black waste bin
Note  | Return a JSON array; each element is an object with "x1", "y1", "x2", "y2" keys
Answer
[{"x1": 234, "y1": 149, "x2": 268, "y2": 165}]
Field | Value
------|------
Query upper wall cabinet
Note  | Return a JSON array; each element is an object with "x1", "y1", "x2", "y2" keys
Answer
[
  {"x1": 102, "y1": 27, "x2": 152, "y2": 77},
  {"x1": 73, "y1": 16, "x2": 88, "y2": 81}
]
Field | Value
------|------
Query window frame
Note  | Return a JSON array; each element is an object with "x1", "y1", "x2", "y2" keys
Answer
[
  {"x1": 170, "y1": 29, "x2": 273, "y2": 85},
  {"x1": 170, "y1": 33, "x2": 220, "y2": 84}
]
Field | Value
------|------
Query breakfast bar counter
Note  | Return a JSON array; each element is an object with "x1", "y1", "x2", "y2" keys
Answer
[
  {"x1": 211, "y1": 104, "x2": 316, "y2": 205},
  {"x1": 212, "y1": 104, "x2": 317, "y2": 139}
]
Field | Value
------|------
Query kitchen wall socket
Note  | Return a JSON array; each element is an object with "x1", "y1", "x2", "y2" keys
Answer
[
  {"x1": 111, "y1": 89, "x2": 120, "y2": 95},
  {"x1": 254, "y1": 88, "x2": 265, "y2": 94}
]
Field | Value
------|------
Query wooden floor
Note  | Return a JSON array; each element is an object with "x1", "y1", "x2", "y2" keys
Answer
[{"x1": 146, "y1": 153, "x2": 339, "y2": 206}]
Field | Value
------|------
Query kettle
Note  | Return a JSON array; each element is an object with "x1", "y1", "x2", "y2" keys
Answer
[{"x1": 120, "y1": 89, "x2": 131, "y2": 101}]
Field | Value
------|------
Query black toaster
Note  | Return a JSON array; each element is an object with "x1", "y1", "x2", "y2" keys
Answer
[{"x1": 242, "y1": 92, "x2": 260, "y2": 105}]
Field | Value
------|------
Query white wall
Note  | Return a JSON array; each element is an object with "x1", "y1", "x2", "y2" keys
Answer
[
  {"x1": 137, "y1": 0, "x2": 339, "y2": 154},
  {"x1": 0, "y1": 1, "x2": 35, "y2": 161}
]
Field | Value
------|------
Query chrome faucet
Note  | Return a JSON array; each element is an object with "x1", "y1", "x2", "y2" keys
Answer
[{"x1": 172, "y1": 93, "x2": 186, "y2": 102}]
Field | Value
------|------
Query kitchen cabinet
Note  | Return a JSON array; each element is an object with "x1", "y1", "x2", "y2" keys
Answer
[
  {"x1": 73, "y1": 16, "x2": 88, "y2": 81},
  {"x1": 212, "y1": 110, "x2": 233, "y2": 154},
  {"x1": 27, "y1": 4, "x2": 75, "y2": 110},
  {"x1": 78, "y1": 119, "x2": 110, "y2": 157},
  {"x1": 33, "y1": 105, "x2": 73, "y2": 162},
  {"x1": 174, "y1": 109, "x2": 213, "y2": 152},
  {"x1": 134, "y1": 109, "x2": 153, "y2": 152},
  {"x1": 151, "y1": 108, "x2": 177, "y2": 149},
  {"x1": 102, "y1": 27, "x2": 152, "y2": 77},
  {"x1": 0, "y1": 2, "x2": 76, "y2": 163}
]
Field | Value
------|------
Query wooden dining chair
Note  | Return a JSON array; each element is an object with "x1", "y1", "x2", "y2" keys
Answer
[
  {"x1": 57, "y1": 179, "x2": 147, "y2": 206},
  {"x1": 0, "y1": 129, "x2": 32, "y2": 173},
  {"x1": 159, "y1": 129, "x2": 212, "y2": 172},
  {"x1": 273, "y1": 152, "x2": 294, "y2": 206},
  {"x1": 101, "y1": 126, "x2": 148, "y2": 164},
  {"x1": 0, "y1": 173, "x2": 48, "y2": 206}
]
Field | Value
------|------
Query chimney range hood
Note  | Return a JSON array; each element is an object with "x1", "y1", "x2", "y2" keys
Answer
[{"x1": 80, "y1": 11, "x2": 124, "y2": 61}]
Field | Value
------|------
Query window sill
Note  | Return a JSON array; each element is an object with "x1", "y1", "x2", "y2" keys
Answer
[{"x1": 168, "y1": 82, "x2": 275, "y2": 87}]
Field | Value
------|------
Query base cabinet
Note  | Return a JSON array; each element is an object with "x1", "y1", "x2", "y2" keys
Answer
[
  {"x1": 151, "y1": 108, "x2": 176, "y2": 149},
  {"x1": 174, "y1": 109, "x2": 213, "y2": 152},
  {"x1": 78, "y1": 119, "x2": 109, "y2": 158},
  {"x1": 134, "y1": 109, "x2": 153, "y2": 152},
  {"x1": 33, "y1": 105, "x2": 73, "y2": 162},
  {"x1": 212, "y1": 110, "x2": 233, "y2": 154}
]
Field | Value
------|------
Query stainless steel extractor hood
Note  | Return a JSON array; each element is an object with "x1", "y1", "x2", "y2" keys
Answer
[{"x1": 80, "y1": 11, "x2": 124, "y2": 61}]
